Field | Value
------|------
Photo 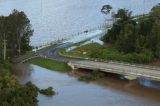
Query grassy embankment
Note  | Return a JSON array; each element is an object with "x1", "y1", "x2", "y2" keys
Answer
[
  {"x1": 59, "y1": 43, "x2": 154, "y2": 63},
  {"x1": 26, "y1": 57, "x2": 71, "y2": 72},
  {"x1": 59, "y1": 39, "x2": 94, "y2": 58},
  {"x1": 26, "y1": 40, "x2": 92, "y2": 72}
]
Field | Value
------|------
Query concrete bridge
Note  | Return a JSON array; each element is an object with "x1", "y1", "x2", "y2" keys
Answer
[{"x1": 68, "y1": 60, "x2": 160, "y2": 81}]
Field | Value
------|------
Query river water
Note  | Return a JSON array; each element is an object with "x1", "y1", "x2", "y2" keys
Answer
[
  {"x1": 0, "y1": 0, "x2": 159, "y2": 46},
  {"x1": 12, "y1": 64, "x2": 160, "y2": 106}
]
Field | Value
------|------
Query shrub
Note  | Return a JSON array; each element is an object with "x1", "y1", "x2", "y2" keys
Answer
[
  {"x1": 40, "y1": 87, "x2": 55, "y2": 96},
  {"x1": 78, "y1": 70, "x2": 105, "y2": 82}
]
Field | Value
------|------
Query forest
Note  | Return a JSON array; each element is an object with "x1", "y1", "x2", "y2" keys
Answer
[
  {"x1": 102, "y1": 3, "x2": 160, "y2": 63},
  {"x1": 0, "y1": 10, "x2": 33, "y2": 62}
]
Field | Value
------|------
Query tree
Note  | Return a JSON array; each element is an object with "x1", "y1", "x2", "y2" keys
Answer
[
  {"x1": 113, "y1": 8, "x2": 132, "y2": 21},
  {"x1": 116, "y1": 23, "x2": 137, "y2": 53},
  {"x1": 135, "y1": 34, "x2": 146, "y2": 53},
  {"x1": 0, "y1": 9, "x2": 33, "y2": 60},
  {"x1": 102, "y1": 3, "x2": 160, "y2": 62},
  {"x1": 147, "y1": 19, "x2": 160, "y2": 57},
  {"x1": 8, "y1": 10, "x2": 33, "y2": 55},
  {"x1": 101, "y1": 5, "x2": 112, "y2": 15},
  {"x1": 150, "y1": 3, "x2": 160, "y2": 20},
  {"x1": 103, "y1": 8, "x2": 134, "y2": 43},
  {"x1": 0, "y1": 16, "x2": 8, "y2": 61}
]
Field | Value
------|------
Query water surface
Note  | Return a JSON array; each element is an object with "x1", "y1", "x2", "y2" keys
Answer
[
  {"x1": 0, "y1": 0, "x2": 159, "y2": 46},
  {"x1": 12, "y1": 64, "x2": 160, "y2": 106}
]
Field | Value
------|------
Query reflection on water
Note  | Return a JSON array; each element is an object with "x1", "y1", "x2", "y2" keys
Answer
[
  {"x1": 12, "y1": 64, "x2": 160, "y2": 106},
  {"x1": 12, "y1": 64, "x2": 33, "y2": 84},
  {"x1": 138, "y1": 78, "x2": 160, "y2": 90}
]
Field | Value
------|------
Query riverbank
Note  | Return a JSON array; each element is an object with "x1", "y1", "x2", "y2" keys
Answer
[
  {"x1": 26, "y1": 57, "x2": 71, "y2": 72},
  {"x1": 0, "y1": 62, "x2": 39, "y2": 106},
  {"x1": 15, "y1": 64, "x2": 160, "y2": 106}
]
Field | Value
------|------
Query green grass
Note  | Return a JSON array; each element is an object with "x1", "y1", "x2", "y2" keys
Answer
[
  {"x1": 60, "y1": 43, "x2": 153, "y2": 63},
  {"x1": 60, "y1": 43, "x2": 116, "y2": 58},
  {"x1": 26, "y1": 57, "x2": 71, "y2": 72},
  {"x1": 59, "y1": 39, "x2": 90, "y2": 54}
]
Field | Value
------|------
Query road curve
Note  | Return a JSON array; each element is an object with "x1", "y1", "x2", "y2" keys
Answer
[{"x1": 40, "y1": 42, "x2": 83, "y2": 62}]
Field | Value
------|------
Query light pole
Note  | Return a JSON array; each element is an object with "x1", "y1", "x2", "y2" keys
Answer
[
  {"x1": 143, "y1": 0, "x2": 146, "y2": 15},
  {"x1": 3, "y1": 33, "x2": 7, "y2": 61}
]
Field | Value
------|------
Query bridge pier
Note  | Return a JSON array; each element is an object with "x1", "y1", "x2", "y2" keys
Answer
[
  {"x1": 124, "y1": 75, "x2": 137, "y2": 80},
  {"x1": 68, "y1": 62, "x2": 78, "y2": 73}
]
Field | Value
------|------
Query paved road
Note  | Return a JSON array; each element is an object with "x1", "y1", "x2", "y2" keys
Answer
[
  {"x1": 40, "y1": 42, "x2": 83, "y2": 62},
  {"x1": 13, "y1": 39, "x2": 160, "y2": 81},
  {"x1": 40, "y1": 42, "x2": 160, "y2": 81}
]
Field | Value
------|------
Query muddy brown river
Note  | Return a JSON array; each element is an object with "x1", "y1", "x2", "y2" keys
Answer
[{"x1": 12, "y1": 64, "x2": 160, "y2": 106}]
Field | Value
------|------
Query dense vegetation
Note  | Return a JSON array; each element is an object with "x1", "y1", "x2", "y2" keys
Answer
[
  {"x1": 60, "y1": 43, "x2": 152, "y2": 63},
  {"x1": 60, "y1": 4, "x2": 160, "y2": 63},
  {"x1": 78, "y1": 70, "x2": 105, "y2": 82},
  {"x1": 103, "y1": 4, "x2": 160, "y2": 63},
  {"x1": 0, "y1": 62, "x2": 55, "y2": 106},
  {"x1": 27, "y1": 57, "x2": 71, "y2": 72},
  {"x1": 0, "y1": 10, "x2": 55, "y2": 106},
  {"x1": 0, "y1": 9, "x2": 33, "y2": 62},
  {"x1": 40, "y1": 87, "x2": 55, "y2": 96},
  {"x1": 0, "y1": 62, "x2": 38, "y2": 106}
]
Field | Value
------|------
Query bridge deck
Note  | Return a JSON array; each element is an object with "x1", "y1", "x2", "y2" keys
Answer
[{"x1": 68, "y1": 60, "x2": 160, "y2": 81}]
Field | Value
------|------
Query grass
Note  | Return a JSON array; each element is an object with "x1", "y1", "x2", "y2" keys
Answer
[
  {"x1": 59, "y1": 39, "x2": 89, "y2": 55},
  {"x1": 60, "y1": 43, "x2": 119, "y2": 59},
  {"x1": 59, "y1": 43, "x2": 153, "y2": 63},
  {"x1": 26, "y1": 57, "x2": 71, "y2": 72}
]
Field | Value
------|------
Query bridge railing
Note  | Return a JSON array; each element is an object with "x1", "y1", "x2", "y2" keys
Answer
[{"x1": 89, "y1": 58, "x2": 160, "y2": 71}]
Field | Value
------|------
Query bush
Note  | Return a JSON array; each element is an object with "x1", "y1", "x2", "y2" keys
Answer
[
  {"x1": 78, "y1": 70, "x2": 105, "y2": 82},
  {"x1": 0, "y1": 64, "x2": 56, "y2": 106},
  {"x1": 1, "y1": 61, "x2": 11, "y2": 69},
  {"x1": 0, "y1": 72, "x2": 39, "y2": 106},
  {"x1": 133, "y1": 49, "x2": 154, "y2": 63},
  {"x1": 40, "y1": 87, "x2": 55, "y2": 96}
]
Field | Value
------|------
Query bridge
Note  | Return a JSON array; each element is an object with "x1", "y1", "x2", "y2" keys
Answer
[{"x1": 68, "y1": 60, "x2": 160, "y2": 81}]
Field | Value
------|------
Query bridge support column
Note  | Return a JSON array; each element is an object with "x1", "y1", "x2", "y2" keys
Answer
[
  {"x1": 68, "y1": 62, "x2": 77, "y2": 73},
  {"x1": 124, "y1": 75, "x2": 137, "y2": 80}
]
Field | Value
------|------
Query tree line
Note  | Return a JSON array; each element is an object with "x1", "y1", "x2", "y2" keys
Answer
[
  {"x1": 0, "y1": 10, "x2": 55, "y2": 106},
  {"x1": 0, "y1": 9, "x2": 33, "y2": 62},
  {"x1": 102, "y1": 4, "x2": 160, "y2": 63}
]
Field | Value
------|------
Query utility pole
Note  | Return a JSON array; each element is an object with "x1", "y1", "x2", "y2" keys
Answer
[
  {"x1": 3, "y1": 39, "x2": 7, "y2": 61},
  {"x1": 143, "y1": 0, "x2": 146, "y2": 15}
]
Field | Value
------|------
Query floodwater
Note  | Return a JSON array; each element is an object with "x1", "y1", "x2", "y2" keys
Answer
[
  {"x1": 0, "y1": 0, "x2": 160, "y2": 46},
  {"x1": 12, "y1": 64, "x2": 160, "y2": 106}
]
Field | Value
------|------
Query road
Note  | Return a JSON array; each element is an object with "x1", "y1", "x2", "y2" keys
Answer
[
  {"x1": 13, "y1": 38, "x2": 160, "y2": 81},
  {"x1": 40, "y1": 42, "x2": 83, "y2": 62},
  {"x1": 40, "y1": 42, "x2": 160, "y2": 81}
]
